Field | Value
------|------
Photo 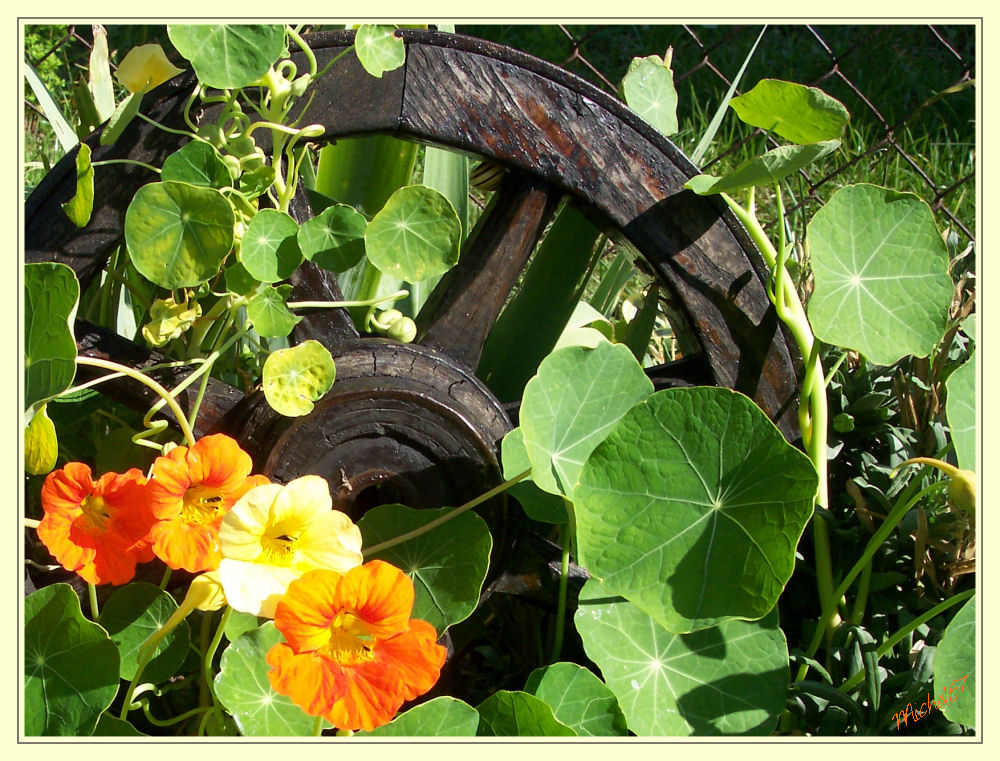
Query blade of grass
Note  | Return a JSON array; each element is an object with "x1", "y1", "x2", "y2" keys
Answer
[{"x1": 24, "y1": 59, "x2": 77, "y2": 154}]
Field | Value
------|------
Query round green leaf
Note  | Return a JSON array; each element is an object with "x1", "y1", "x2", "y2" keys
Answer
[
  {"x1": 247, "y1": 284, "x2": 301, "y2": 338},
  {"x1": 946, "y1": 356, "x2": 976, "y2": 472},
  {"x1": 97, "y1": 582, "x2": 190, "y2": 682},
  {"x1": 215, "y1": 622, "x2": 315, "y2": 736},
  {"x1": 500, "y1": 428, "x2": 567, "y2": 524},
  {"x1": 224, "y1": 610, "x2": 264, "y2": 643},
  {"x1": 261, "y1": 340, "x2": 336, "y2": 417},
  {"x1": 476, "y1": 691, "x2": 577, "y2": 736},
  {"x1": 93, "y1": 714, "x2": 147, "y2": 736},
  {"x1": 297, "y1": 203, "x2": 367, "y2": 273},
  {"x1": 730, "y1": 79, "x2": 850, "y2": 144},
  {"x1": 807, "y1": 184, "x2": 954, "y2": 365},
  {"x1": 125, "y1": 181, "x2": 235, "y2": 290},
  {"x1": 520, "y1": 342, "x2": 653, "y2": 497},
  {"x1": 224, "y1": 261, "x2": 259, "y2": 297},
  {"x1": 359, "y1": 503, "x2": 492, "y2": 632},
  {"x1": 620, "y1": 54, "x2": 678, "y2": 136},
  {"x1": 575, "y1": 579, "x2": 788, "y2": 735},
  {"x1": 161, "y1": 140, "x2": 232, "y2": 188},
  {"x1": 363, "y1": 696, "x2": 479, "y2": 736},
  {"x1": 933, "y1": 596, "x2": 975, "y2": 727},
  {"x1": 365, "y1": 185, "x2": 461, "y2": 282},
  {"x1": 574, "y1": 387, "x2": 817, "y2": 633},
  {"x1": 354, "y1": 25, "x2": 405, "y2": 78},
  {"x1": 684, "y1": 140, "x2": 841, "y2": 195},
  {"x1": 240, "y1": 208, "x2": 302, "y2": 283},
  {"x1": 24, "y1": 584, "x2": 120, "y2": 736},
  {"x1": 24, "y1": 262, "x2": 79, "y2": 412},
  {"x1": 168, "y1": 25, "x2": 285, "y2": 89},
  {"x1": 524, "y1": 662, "x2": 628, "y2": 736}
]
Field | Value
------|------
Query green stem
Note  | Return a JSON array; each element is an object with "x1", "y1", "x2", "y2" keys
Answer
[
  {"x1": 75, "y1": 356, "x2": 197, "y2": 447},
  {"x1": 839, "y1": 588, "x2": 974, "y2": 694},
  {"x1": 202, "y1": 606, "x2": 233, "y2": 708},
  {"x1": 849, "y1": 561, "x2": 873, "y2": 625},
  {"x1": 159, "y1": 567, "x2": 172, "y2": 591},
  {"x1": 137, "y1": 111, "x2": 201, "y2": 140},
  {"x1": 550, "y1": 517, "x2": 572, "y2": 664},
  {"x1": 286, "y1": 26, "x2": 318, "y2": 77},
  {"x1": 23, "y1": 518, "x2": 40, "y2": 529},
  {"x1": 139, "y1": 700, "x2": 214, "y2": 728},
  {"x1": 287, "y1": 290, "x2": 409, "y2": 311},
  {"x1": 87, "y1": 583, "x2": 100, "y2": 620},
  {"x1": 312, "y1": 714, "x2": 324, "y2": 737},
  {"x1": 90, "y1": 159, "x2": 161, "y2": 174},
  {"x1": 363, "y1": 469, "x2": 530, "y2": 557}
]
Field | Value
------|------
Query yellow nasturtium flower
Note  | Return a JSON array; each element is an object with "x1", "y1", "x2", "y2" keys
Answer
[
  {"x1": 218, "y1": 475, "x2": 363, "y2": 618},
  {"x1": 116, "y1": 44, "x2": 184, "y2": 94}
]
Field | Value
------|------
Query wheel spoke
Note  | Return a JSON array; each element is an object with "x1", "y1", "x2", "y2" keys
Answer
[{"x1": 416, "y1": 172, "x2": 560, "y2": 369}]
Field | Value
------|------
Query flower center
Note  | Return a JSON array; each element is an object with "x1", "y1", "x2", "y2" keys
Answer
[
  {"x1": 259, "y1": 533, "x2": 298, "y2": 566},
  {"x1": 80, "y1": 494, "x2": 112, "y2": 531},
  {"x1": 322, "y1": 610, "x2": 376, "y2": 666},
  {"x1": 181, "y1": 486, "x2": 226, "y2": 525}
]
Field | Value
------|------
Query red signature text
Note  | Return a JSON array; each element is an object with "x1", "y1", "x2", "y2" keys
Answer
[{"x1": 893, "y1": 674, "x2": 968, "y2": 729}]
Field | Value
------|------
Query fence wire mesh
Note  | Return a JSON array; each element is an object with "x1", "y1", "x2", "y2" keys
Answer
[{"x1": 25, "y1": 23, "x2": 977, "y2": 250}]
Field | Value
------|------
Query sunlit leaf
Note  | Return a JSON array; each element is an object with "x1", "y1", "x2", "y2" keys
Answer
[
  {"x1": 359, "y1": 503, "x2": 492, "y2": 632},
  {"x1": 98, "y1": 582, "x2": 190, "y2": 682},
  {"x1": 620, "y1": 54, "x2": 678, "y2": 136},
  {"x1": 241, "y1": 209, "x2": 302, "y2": 283},
  {"x1": 297, "y1": 203, "x2": 367, "y2": 273},
  {"x1": 161, "y1": 141, "x2": 232, "y2": 188},
  {"x1": 730, "y1": 79, "x2": 850, "y2": 144},
  {"x1": 24, "y1": 584, "x2": 120, "y2": 736},
  {"x1": 125, "y1": 181, "x2": 235, "y2": 290},
  {"x1": 365, "y1": 185, "x2": 461, "y2": 282},
  {"x1": 574, "y1": 387, "x2": 817, "y2": 633},
  {"x1": 24, "y1": 262, "x2": 79, "y2": 413},
  {"x1": 61, "y1": 143, "x2": 94, "y2": 227},
  {"x1": 168, "y1": 25, "x2": 285, "y2": 89},
  {"x1": 575, "y1": 580, "x2": 788, "y2": 735},
  {"x1": 99, "y1": 91, "x2": 142, "y2": 146},
  {"x1": 215, "y1": 622, "x2": 315, "y2": 736},
  {"x1": 476, "y1": 691, "x2": 577, "y2": 736},
  {"x1": 946, "y1": 355, "x2": 976, "y2": 472},
  {"x1": 933, "y1": 595, "x2": 975, "y2": 727},
  {"x1": 807, "y1": 184, "x2": 953, "y2": 365},
  {"x1": 519, "y1": 342, "x2": 653, "y2": 497},
  {"x1": 524, "y1": 662, "x2": 628, "y2": 736},
  {"x1": 685, "y1": 140, "x2": 840, "y2": 195},
  {"x1": 355, "y1": 25, "x2": 405, "y2": 78},
  {"x1": 500, "y1": 428, "x2": 567, "y2": 524},
  {"x1": 363, "y1": 697, "x2": 479, "y2": 736},
  {"x1": 262, "y1": 340, "x2": 336, "y2": 417},
  {"x1": 247, "y1": 285, "x2": 301, "y2": 338}
]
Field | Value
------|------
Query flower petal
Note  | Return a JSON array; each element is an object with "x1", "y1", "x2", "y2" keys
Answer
[
  {"x1": 116, "y1": 44, "x2": 184, "y2": 94},
  {"x1": 292, "y1": 510, "x2": 363, "y2": 574},
  {"x1": 218, "y1": 558, "x2": 300, "y2": 618},
  {"x1": 218, "y1": 482, "x2": 284, "y2": 561}
]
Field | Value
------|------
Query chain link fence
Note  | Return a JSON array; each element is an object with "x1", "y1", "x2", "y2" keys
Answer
[{"x1": 25, "y1": 23, "x2": 977, "y2": 250}]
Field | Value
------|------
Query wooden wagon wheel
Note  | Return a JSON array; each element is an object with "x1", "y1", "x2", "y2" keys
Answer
[{"x1": 25, "y1": 30, "x2": 800, "y2": 616}]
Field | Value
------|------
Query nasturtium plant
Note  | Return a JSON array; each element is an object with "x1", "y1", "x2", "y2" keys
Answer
[
  {"x1": 61, "y1": 142, "x2": 94, "y2": 227},
  {"x1": 215, "y1": 622, "x2": 318, "y2": 736},
  {"x1": 684, "y1": 139, "x2": 841, "y2": 195},
  {"x1": 573, "y1": 387, "x2": 817, "y2": 633},
  {"x1": 297, "y1": 203, "x2": 368, "y2": 272},
  {"x1": 363, "y1": 697, "x2": 479, "y2": 736},
  {"x1": 575, "y1": 580, "x2": 789, "y2": 735},
  {"x1": 807, "y1": 184, "x2": 954, "y2": 366},
  {"x1": 620, "y1": 53, "x2": 678, "y2": 136},
  {"x1": 946, "y1": 355, "x2": 976, "y2": 471},
  {"x1": 246, "y1": 285, "x2": 301, "y2": 338},
  {"x1": 167, "y1": 25, "x2": 285, "y2": 89},
  {"x1": 125, "y1": 181, "x2": 235, "y2": 290},
  {"x1": 24, "y1": 262, "x2": 79, "y2": 413},
  {"x1": 524, "y1": 662, "x2": 628, "y2": 736},
  {"x1": 365, "y1": 185, "x2": 462, "y2": 282},
  {"x1": 24, "y1": 403, "x2": 59, "y2": 475},
  {"x1": 98, "y1": 583, "x2": 190, "y2": 682},
  {"x1": 261, "y1": 339, "x2": 336, "y2": 416},
  {"x1": 24, "y1": 584, "x2": 121, "y2": 736},
  {"x1": 354, "y1": 25, "x2": 406, "y2": 78},
  {"x1": 729, "y1": 78, "x2": 850, "y2": 144},
  {"x1": 359, "y1": 504, "x2": 492, "y2": 632},
  {"x1": 476, "y1": 691, "x2": 577, "y2": 736},
  {"x1": 933, "y1": 596, "x2": 975, "y2": 727},
  {"x1": 519, "y1": 342, "x2": 653, "y2": 497},
  {"x1": 161, "y1": 141, "x2": 233, "y2": 188},
  {"x1": 240, "y1": 209, "x2": 303, "y2": 283}
]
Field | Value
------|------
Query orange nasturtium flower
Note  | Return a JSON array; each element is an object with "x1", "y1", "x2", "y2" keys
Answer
[
  {"x1": 217, "y1": 475, "x2": 363, "y2": 618},
  {"x1": 266, "y1": 562, "x2": 447, "y2": 732},
  {"x1": 37, "y1": 463, "x2": 156, "y2": 585},
  {"x1": 147, "y1": 434, "x2": 268, "y2": 573}
]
